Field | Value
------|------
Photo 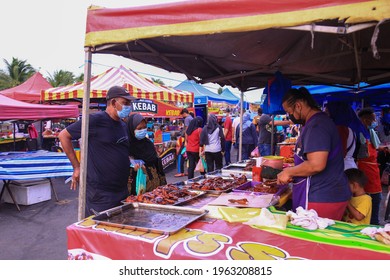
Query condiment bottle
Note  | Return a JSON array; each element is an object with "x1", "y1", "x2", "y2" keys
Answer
[{"x1": 252, "y1": 157, "x2": 262, "y2": 182}]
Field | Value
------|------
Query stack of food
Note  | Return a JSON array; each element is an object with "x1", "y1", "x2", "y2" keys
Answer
[
  {"x1": 124, "y1": 184, "x2": 199, "y2": 205},
  {"x1": 244, "y1": 180, "x2": 280, "y2": 194},
  {"x1": 185, "y1": 174, "x2": 248, "y2": 192}
]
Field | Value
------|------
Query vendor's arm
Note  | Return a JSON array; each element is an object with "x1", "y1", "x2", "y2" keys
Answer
[
  {"x1": 58, "y1": 129, "x2": 80, "y2": 190},
  {"x1": 271, "y1": 120, "x2": 292, "y2": 126},
  {"x1": 277, "y1": 151, "x2": 328, "y2": 184}
]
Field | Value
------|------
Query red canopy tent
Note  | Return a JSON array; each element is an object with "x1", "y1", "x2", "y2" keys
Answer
[
  {"x1": 0, "y1": 94, "x2": 79, "y2": 121},
  {"x1": 0, "y1": 72, "x2": 52, "y2": 103}
]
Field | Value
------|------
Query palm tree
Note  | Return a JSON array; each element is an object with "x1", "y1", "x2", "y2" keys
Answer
[
  {"x1": 151, "y1": 77, "x2": 165, "y2": 86},
  {"x1": 75, "y1": 73, "x2": 84, "y2": 83},
  {"x1": 0, "y1": 57, "x2": 35, "y2": 89},
  {"x1": 47, "y1": 70, "x2": 75, "y2": 87}
]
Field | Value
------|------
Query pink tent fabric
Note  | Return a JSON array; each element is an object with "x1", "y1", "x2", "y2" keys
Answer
[
  {"x1": 0, "y1": 72, "x2": 52, "y2": 102},
  {"x1": 0, "y1": 94, "x2": 79, "y2": 121}
]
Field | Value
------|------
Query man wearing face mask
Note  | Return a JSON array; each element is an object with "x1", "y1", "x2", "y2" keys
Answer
[
  {"x1": 357, "y1": 108, "x2": 382, "y2": 225},
  {"x1": 127, "y1": 113, "x2": 166, "y2": 194},
  {"x1": 277, "y1": 87, "x2": 351, "y2": 221},
  {"x1": 59, "y1": 86, "x2": 135, "y2": 216}
]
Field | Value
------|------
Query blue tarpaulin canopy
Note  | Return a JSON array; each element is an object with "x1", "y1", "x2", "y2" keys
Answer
[
  {"x1": 174, "y1": 80, "x2": 239, "y2": 105},
  {"x1": 295, "y1": 83, "x2": 390, "y2": 108}
]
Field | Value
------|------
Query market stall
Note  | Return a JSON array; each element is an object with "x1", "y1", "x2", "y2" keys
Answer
[
  {"x1": 0, "y1": 72, "x2": 52, "y2": 103},
  {"x1": 0, "y1": 150, "x2": 73, "y2": 211},
  {"x1": 67, "y1": 206, "x2": 390, "y2": 260}
]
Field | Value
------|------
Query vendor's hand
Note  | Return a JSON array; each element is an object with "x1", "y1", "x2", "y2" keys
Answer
[
  {"x1": 71, "y1": 167, "x2": 80, "y2": 190},
  {"x1": 277, "y1": 169, "x2": 293, "y2": 185}
]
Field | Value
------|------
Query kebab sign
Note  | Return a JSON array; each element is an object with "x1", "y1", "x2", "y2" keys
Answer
[{"x1": 132, "y1": 99, "x2": 158, "y2": 113}]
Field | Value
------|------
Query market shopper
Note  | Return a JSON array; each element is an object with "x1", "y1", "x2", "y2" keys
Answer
[
  {"x1": 235, "y1": 112, "x2": 258, "y2": 160},
  {"x1": 186, "y1": 116, "x2": 204, "y2": 179},
  {"x1": 59, "y1": 86, "x2": 134, "y2": 216},
  {"x1": 223, "y1": 108, "x2": 233, "y2": 165},
  {"x1": 325, "y1": 101, "x2": 368, "y2": 170},
  {"x1": 127, "y1": 113, "x2": 166, "y2": 195},
  {"x1": 200, "y1": 114, "x2": 225, "y2": 172},
  {"x1": 357, "y1": 108, "x2": 383, "y2": 225},
  {"x1": 277, "y1": 87, "x2": 351, "y2": 220},
  {"x1": 257, "y1": 111, "x2": 291, "y2": 156}
]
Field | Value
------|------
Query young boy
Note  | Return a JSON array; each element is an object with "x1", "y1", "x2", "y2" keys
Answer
[{"x1": 343, "y1": 168, "x2": 372, "y2": 225}]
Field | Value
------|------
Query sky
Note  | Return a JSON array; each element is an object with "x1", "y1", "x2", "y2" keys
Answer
[{"x1": 0, "y1": 0, "x2": 263, "y2": 102}]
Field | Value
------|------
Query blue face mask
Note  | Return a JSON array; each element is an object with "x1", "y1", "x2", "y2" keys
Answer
[
  {"x1": 117, "y1": 105, "x2": 132, "y2": 119},
  {"x1": 135, "y1": 128, "x2": 147, "y2": 140},
  {"x1": 369, "y1": 121, "x2": 378, "y2": 130}
]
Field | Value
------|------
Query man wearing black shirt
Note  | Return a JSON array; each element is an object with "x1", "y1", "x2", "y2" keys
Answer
[{"x1": 59, "y1": 86, "x2": 135, "y2": 216}]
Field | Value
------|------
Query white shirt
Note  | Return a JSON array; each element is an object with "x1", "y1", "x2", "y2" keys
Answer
[
  {"x1": 204, "y1": 128, "x2": 222, "y2": 153},
  {"x1": 344, "y1": 127, "x2": 357, "y2": 170}
]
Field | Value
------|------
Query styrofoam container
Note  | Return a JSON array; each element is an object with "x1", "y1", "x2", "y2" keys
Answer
[{"x1": 3, "y1": 179, "x2": 52, "y2": 205}]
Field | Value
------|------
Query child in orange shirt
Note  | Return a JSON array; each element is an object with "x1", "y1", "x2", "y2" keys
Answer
[{"x1": 343, "y1": 168, "x2": 372, "y2": 225}]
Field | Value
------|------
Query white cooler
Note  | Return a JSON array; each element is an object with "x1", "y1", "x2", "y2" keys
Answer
[{"x1": 3, "y1": 179, "x2": 52, "y2": 205}]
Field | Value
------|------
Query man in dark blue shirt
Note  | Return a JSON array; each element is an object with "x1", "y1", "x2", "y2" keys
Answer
[{"x1": 59, "y1": 86, "x2": 135, "y2": 216}]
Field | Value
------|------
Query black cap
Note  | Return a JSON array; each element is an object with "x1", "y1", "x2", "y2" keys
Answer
[
  {"x1": 106, "y1": 86, "x2": 135, "y2": 101},
  {"x1": 180, "y1": 108, "x2": 189, "y2": 115}
]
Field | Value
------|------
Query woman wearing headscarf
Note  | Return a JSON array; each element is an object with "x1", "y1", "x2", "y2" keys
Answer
[
  {"x1": 127, "y1": 113, "x2": 166, "y2": 195},
  {"x1": 200, "y1": 114, "x2": 225, "y2": 172},
  {"x1": 185, "y1": 116, "x2": 204, "y2": 179},
  {"x1": 277, "y1": 87, "x2": 351, "y2": 220},
  {"x1": 326, "y1": 101, "x2": 369, "y2": 170},
  {"x1": 235, "y1": 112, "x2": 258, "y2": 160}
]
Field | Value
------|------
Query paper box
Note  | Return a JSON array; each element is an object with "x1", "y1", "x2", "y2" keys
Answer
[{"x1": 3, "y1": 179, "x2": 52, "y2": 205}]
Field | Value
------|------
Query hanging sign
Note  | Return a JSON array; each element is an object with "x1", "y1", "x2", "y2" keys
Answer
[{"x1": 132, "y1": 99, "x2": 158, "y2": 114}]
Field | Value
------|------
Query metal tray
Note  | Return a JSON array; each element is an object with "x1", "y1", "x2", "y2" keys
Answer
[
  {"x1": 92, "y1": 203, "x2": 208, "y2": 235},
  {"x1": 229, "y1": 159, "x2": 252, "y2": 168},
  {"x1": 184, "y1": 175, "x2": 248, "y2": 194},
  {"x1": 233, "y1": 181, "x2": 288, "y2": 197},
  {"x1": 121, "y1": 190, "x2": 205, "y2": 206},
  {"x1": 221, "y1": 165, "x2": 253, "y2": 178}
]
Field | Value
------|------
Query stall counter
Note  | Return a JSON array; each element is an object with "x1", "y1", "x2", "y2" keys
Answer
[{"x1": 67, "y1": 207, "x2": 390, "y2": 260}]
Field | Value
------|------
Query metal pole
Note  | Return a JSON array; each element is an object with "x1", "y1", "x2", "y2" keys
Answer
[
  {"x1": 13, "y1": 122, "x2": 16, "y2": 151},
  {"x1": 271, "y1": 116, "x2": 274, "y2": 155},
  {"x1": 78, "y1": 49, "x2": 92, "y2": 221},
  {"x1": 238, "y1": 91, "x2": 244, "y2": 162}
]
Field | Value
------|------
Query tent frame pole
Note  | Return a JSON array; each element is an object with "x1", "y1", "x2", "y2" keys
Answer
[
  {"x1": 238, "y1": 91, "x2": 244, "y2": 162},
  {"x1": 271, "y1": 115, "x2": 275, "y2": 155},
  {"x1": 78, "y1": 49, "x2": 92, "y2": 220}
]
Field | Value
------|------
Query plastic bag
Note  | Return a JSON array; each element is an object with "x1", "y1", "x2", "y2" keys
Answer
[
  {"x1": 201, "y1": 157, "x2": 208, "y2": 173},
  {"x1": 195, "y1": 159, "x2": 204, "y2": 173},
  {"x1": 251, "y1": 146, "x2": 260, "y2": 157},
  {"x1": 136, "y1": 168, "x2": 147, "y2": 195}
]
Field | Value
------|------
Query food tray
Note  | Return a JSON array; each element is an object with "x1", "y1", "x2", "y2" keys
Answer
[
  {"x1": 92, "y1": 203, "x2": 208, "y2": 235},
  {"x1": 184, "y1": 175, "x2": 248, "y2": 195},
  {"x1": 122, "y1": 190, "x2": 205, "y2": 206},
  {"x1": 221, "y1": 165, "x2": 253, "y2": 178},
  {"x1": 229, "y1": 159, "x2": 251, "y2": 168},
  {"x1": 233, "y1": 181, "x2": 288, "y2": 197}
]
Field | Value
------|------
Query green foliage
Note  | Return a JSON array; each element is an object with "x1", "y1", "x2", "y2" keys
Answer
[
  {"x1": 47, "y1": 70, "x2": 75, "y2": 87},
  {"x1": 218, "y1": 87, "x2": 223, "y2": 94},
  {"x1": 151, "y1": 77, "x2": 165, "y2": 86},
  {"x1": 0, "y1": 57, "x2": 35, "y2": 90}
]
